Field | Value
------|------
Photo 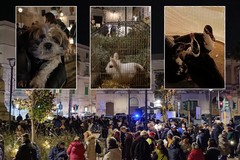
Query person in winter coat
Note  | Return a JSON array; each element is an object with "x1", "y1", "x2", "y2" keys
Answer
[
  {"x1": 103, "y1": 137, "x2": 122, "y2": 160},
  {"x1": 67, "y1": 136, "x2": 85, "y2": 160},
  {"x1": 218, "y1": 130, "x2": 231, "y2": 160},
  {"x1": 187, "y1": 142, "x2": 204, "y2": 160},
  {"x1": 227, "y1": 124, "x2": 239, "y2": 158},
  {"x1": 131, "y1": 130, "x2": 151, "y2": 160},
  {"x1": 210, "y1": 123, "x2": 223, "y2": 145},
  {"x1": 120, "y1": 126, "x2": 127, "y2": 160},
  {"x1": 204, "y1": 138, "x2": 220, "y2": 160},
  {"x1": 152, "y1": 139, "x2": 168, "y2": 160},
  {"x1": 84, "y1": 131, "x2": 97, "y2": 160},
  {"x1": 166, "y1": 133, "x2": 173, "y2": 148},
  {"x1": 147, "y1": 131, "x2": 157, "y2": 152},
  {"x1": 196, "y1": 129, "x2": 208, "y2": 152},
  {"x1": 168, "y1": 136, "x2": 186, "y2": 160},
  {"x1": 125, "y1": 132, "x2": 133, "y2": 160},
  {"x1": 48, "y1": 141, "x2": 68, "y2": 160},
  {"x1": 180, "y1": 136, "x2": 191, "y2": 157},
  {"x1": 14, "y1": 133, "x2": 37, "y2": 160},
  {"x1": 0, "y1": 134, "x2": 4, "y2": 160}
]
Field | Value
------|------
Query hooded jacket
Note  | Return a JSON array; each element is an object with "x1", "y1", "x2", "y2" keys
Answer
[
  {"x1": 187, "y1": 149, "x2": 205, "y2": 160},
  {"x1": 67, "y1": 141, "x2": 85, "y2": 160}
]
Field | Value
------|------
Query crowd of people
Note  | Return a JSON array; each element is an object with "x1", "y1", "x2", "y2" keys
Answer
[{"x1": 1, "y1": 113, "x2": 240, "y2": 160}]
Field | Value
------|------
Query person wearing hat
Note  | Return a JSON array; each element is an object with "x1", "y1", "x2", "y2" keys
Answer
[
  {"x1": 167, "y1": 124, "x2": 181, "y2": 137},
  {"x1": 187, "y1": 142, "x2": 204, "y2": 160},
  {"x1": 48, "y1": 141, "x2": 68, "y2": 160},
  {"x1": 14, "y1": 133, "x2": 37, "y2": 160},
  {"x1": 103, "y1": 137, "x2": 122, "y2": 160},
  {"x1": 67, "y1": 136, "x2": 85, "y2": 160},
  {"x1": 218, "y1": 130, "x2": 231, "y2": 160},
  {"x1": 0, "y1": 134, "x2": 4, "y2": 160},
  {"x1": 146, "y1": 131, "x2": 156, "y2": 152},
  {"x1": 130, "y1": 130, "x2": 151, "y2": 160}
]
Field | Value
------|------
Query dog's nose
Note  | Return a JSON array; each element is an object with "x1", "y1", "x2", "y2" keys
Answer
[{"x1": 44, "y1": 42, "x2": 52, "y2": 49}]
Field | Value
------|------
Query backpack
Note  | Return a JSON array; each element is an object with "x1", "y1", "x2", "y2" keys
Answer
[{"x1": 96, "y1": 140, "x2": 101, "y2": 154}]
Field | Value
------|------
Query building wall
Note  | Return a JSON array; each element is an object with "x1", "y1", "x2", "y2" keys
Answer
[
  {"x1": 0, "y1": 21, "x2": 95, "y2": 119},
  {"x1": 96, "y1": 90, "x2": 154, "y2": 116}
]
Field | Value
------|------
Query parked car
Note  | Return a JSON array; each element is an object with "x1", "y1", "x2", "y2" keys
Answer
[
  {"x1": 115, "y1": 113, "x2": 127, "y2": 119},
  {"x1": 168, "y1": 117, "x2": 187, "y2": 126},
  {"x1": 80, "y1": 111, "x2": 93, "y2": 117}
]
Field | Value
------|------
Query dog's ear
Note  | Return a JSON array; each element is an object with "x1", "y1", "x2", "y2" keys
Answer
[{"x1": 62, "y1": 34, "x2": 70, "y2": 51}]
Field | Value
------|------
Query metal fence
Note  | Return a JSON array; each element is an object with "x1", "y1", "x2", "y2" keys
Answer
[{"x1": 91, "y1": 21, "x2": 151, "y2": 89}]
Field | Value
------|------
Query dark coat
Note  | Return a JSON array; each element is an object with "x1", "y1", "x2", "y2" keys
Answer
[
  {"x1": 227, "y1": 129, "x2": 239, "y2": 148},
  {"x1": 211, "y1": 125, "x2": 222, "y2": 144},
  {"x1": 168, "y1": 143, "x2": 186, "y2": 160},
  {"x1": 15, "y1": 140, "x2": 37, "y2": 160},
  {"x1": 131, "y1": 136, "x2": 151, "y2": 160},
  {"x1": 125, "y1": 134, "x2": 133, "y2": 160},
  {"x1": 48, "y1": 145, "x2": 68, "y2": 160},
  {"x1": 197, "y1": 132, "x2": 208, "y2": 151},
  {"x1": 204, "y1": 147, "x2": 220, "y2": 160}
]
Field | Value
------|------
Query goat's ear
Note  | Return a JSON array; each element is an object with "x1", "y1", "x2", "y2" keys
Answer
[
  {"x1": 113, "y1": 52, "x2": 119, "y2": 60},
  {"x1": 111, "y1": 58, "x2": 118, "y2": 68}
]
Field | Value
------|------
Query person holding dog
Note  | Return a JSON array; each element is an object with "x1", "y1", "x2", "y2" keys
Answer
[{"x1": 44, "y1": 12, "x2": 70, "y2": 38}]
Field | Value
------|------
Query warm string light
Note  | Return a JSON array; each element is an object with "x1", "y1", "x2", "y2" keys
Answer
[{"x1": 43, "y1": 140, "x2": 50, "y2": 149}]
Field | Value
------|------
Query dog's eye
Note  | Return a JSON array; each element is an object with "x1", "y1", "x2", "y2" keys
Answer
[
  {"x1": 109, "y1": 65, "x2": 113, "y2": 68},
  {"x1": 39, "y1": 34, "x2": 45, "y2": 39},
  {"x1": 52, "y1": 37, "x2": 60, "y2": 44}
]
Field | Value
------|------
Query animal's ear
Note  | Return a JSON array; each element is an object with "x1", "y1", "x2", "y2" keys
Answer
[
  {"x1": 111, "y1": 58, "x2": 118, "y2": 68},
  {"x1": 61, "y1": 32, "x2": 70, "y2": 51},
  {"x1": 113, "y1": 52, "x2": 119, "y2": 60}
]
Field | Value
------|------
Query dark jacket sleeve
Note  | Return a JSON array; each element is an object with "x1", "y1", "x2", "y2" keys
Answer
[
  {"x1": 152, "y1": 152, "x2": 158, "y2": 160},
  {"x1": 48, "y1": 147, "x2": 55, "y2": 160},
  {"x1": 178, "y1": 148, "x2": 186, "y2": 160},
  {"x1": 15, "y1": 145, "x2": 24, "y2": 160}
]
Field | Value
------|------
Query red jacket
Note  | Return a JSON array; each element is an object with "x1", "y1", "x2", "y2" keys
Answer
[
  {"x1": 67, "y1": 141, "x2": 85, "y2": 160},
  {"x1": 187, "y1": 149, "x2": 205, "y2": 160}
]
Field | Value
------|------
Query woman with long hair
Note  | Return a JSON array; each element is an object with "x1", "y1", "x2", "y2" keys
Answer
[{"x1": 83, "y1": 131, "x2": 97, "y2": 160}]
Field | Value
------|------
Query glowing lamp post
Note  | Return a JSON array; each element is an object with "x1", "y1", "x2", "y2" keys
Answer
[{"x1": 8, "y1": 58, "x2": 15, "y2": 132}]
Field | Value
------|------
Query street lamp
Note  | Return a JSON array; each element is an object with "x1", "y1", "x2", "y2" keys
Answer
[
  {"x1": 8, "y1": 58, "x2": 15, "y2": 132},
  {"x1": 209, "y1": 89, "x2": 213, "y2": 127},
  {"x1": 18, "y1": 7, "x2": 23, "y2": 28}
]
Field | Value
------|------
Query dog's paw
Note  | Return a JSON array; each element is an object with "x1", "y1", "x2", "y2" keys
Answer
[{"x1": 30, "y1": 78, "x2": 46, "y2": 88}]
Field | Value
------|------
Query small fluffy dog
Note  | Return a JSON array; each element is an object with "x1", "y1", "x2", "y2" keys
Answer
[{"x1": 26, "y1": 24, "x2": 69, "y2": 88}]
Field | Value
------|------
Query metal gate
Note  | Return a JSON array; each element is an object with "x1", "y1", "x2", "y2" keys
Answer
[{"x1": 91, "y1": 21, "x2": 151, "y2": 89}]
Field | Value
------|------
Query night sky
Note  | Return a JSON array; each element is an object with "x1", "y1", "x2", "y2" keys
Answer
[{"x1": 1, "y1": 0, "x2": 240, "y2": 54}]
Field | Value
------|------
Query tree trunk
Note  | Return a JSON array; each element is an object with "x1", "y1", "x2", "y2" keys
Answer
[{"x1": 31, "y1": 119, "x2": 35, "y2": 142}]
